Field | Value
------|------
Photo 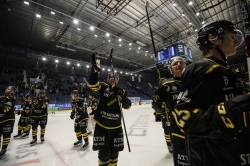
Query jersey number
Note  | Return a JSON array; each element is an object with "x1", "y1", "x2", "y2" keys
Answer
[{"x1": 172, "y1": 108, "x2": 191, "y2": 128}]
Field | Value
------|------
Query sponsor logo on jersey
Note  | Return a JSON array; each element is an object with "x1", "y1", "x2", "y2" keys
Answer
[
  {"x1": 172, "y1": 86, "x2": 177, "y2": 91},
  {"x1": 223, "y1": 76, "x2": 228, "y2": 86}
]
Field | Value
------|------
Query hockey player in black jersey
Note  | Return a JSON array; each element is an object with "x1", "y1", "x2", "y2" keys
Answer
[
  {"x1": 88, "y1": 54, "x2": 131, "y2": 166},
  {"x1": 70, "y1": 90, "x2": 89, "y2": 149},
  {"x1": 0, "y1": 86, "x2": 16, "y2": 157},
  {"x1": 30, "y1": 90, "x2": 49, "y2": 146},
  {"x1": 173, "y1": 20, "x2": 250, "y2": 166},
  {"x1": 87, "y1": 92, "x2": 98, "y2": 134},
  {"x1": 13, "y1": 94, "x2": 32, "y2": 139},
  {"x1": 152, "y1": 56, "x2": 188, "y2": 165}
]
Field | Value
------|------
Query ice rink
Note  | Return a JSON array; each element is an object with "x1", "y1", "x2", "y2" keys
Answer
[{"x1": 0, "y1": 105, "x2": 174, "y2": 166}]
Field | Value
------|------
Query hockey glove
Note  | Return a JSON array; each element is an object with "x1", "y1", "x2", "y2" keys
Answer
[
  {"x1": 211, "y1": 94, "x2": 250, "y2": 140},
  {"x1": 152, "y1": 101, "x2": 166, "y2": 114},
  {"x1": 17, "y1": 110, "x2": 21, "y2": 115},
  {"x1": 70, "y1": 112, "x2": 75, "y2": 120},
  {"x1": 122, "y1": 96, "x2": 131, "y2": 109},
  {"x1": 153, "y1": 112, "x2": 161, "y2": 122},
  {"x1": 91, "y1": 53, "x2": 100, "y2": 73}
]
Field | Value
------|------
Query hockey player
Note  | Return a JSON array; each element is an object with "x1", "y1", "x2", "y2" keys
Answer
[
  {"x1": 87, "y1": 92, "x2": 98, "y2": 134},
  {"x1": 152, "y1": 56, "x2": 188, "y2": 165},
  {"x1": 30, "y1": 90, "x2": 49, "y2": 146},
  {"x1": 88, "y1": 54, "x2": 131, "y2": 166},
  {"x1": 0, "y1": 86, "x2": 16, "y2": 157},
  {"x1": 173, "y1": 20, "x2": 250, "y2": 165},
  {"x1": 13, "y1": 94, "x2": 32, "y2": 139},
  {"x1": 70, "y1": 90, "x2": 89, "y2": 149}
]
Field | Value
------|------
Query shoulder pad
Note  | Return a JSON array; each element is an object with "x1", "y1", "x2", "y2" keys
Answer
[{"x1": 183, "y1": 59, "x2": 222, "y2": 78}]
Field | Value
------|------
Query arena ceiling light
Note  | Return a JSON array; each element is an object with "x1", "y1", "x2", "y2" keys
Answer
[
  {"x1": 73, "y1": 19, "x2": 79, "y2": 24},
  {"x1": 24, "y1": 1, "x2": 29, "y2": 5},
  {"x1": 59, "y1": 21, "x2": 63, "y2": 24},
  {"x1": 106, "y1": 33, "x2": 110, "y2": 37},
  {"x1": 120, "y1": 71, "x2": 123, "y2": 74},
  {"x1": 118, "y1": 38, "x2": 122, "y2": 42},
  {"x1": 196, "y1": 12, "x2": 200, "y2": 16},
  {"x1": 77, "y1": 64, "x2": 80, "y2": 66},
  {"x1": 102, "y1": 68, "x2": 105, "y2": 71},
  {"x1": 129, "y1": 48, "x2": 131, "y2": 50},
  {"x1": 55, "y1": 60, "x2": 59, "y2": 63},
  {"x1": 90, "y1": 26, "x2": 95, "y2": 31},
  {"x1": 86, "y1": 65, "x2": 89, "y2": 68},
  {"x1": 66, "y1": 62, "x2": 70, "y2": 65},
  {"x1": 188, "y1": 1, "x2": 193, "y2": 5},
  {"x1": 182, "y1": 13, "x2": 185, "y2": 17},
  {"x1": 77, "y1": 28, "x2": 81, "y2": 31},
  {"x1": 36, "y1": 14, "x2": 41, "y2": 18},
  {"x1": 94, "y1": 34, "x2": 98, "y2": 37},
  {"x1": 202, "y1": 21, "x2": 205, "y2": 24},
  {"x1": 119, "y1": 44, "x2": 121, "y2": 46},
  {"x1": 129, "y1": 43, "x2": 132, "y2": 46},
  {"x1": 50, "y1": 11, "x2": 55, "y2": 15},
  {"x1": 42, "y1": 57, "x2": 46, "y2": 61},
  {"x1": 108, "y1": 69, "x2": 111, "y2": 71}
]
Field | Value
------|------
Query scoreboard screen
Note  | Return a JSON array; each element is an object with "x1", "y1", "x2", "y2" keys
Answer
[{"x1": 157, "y1": 43, "x2": 192, "y2": 63}]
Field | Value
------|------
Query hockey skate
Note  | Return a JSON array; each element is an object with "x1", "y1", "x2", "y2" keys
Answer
[
  {"x1": 40, "y1": 137, "x2": 45, "y2": 143},
  {"x1": 73, "y1": 140, "x2": 82, "y2": 146},
  {"x1": 0, "y1": 149, "x2": 6, "y2": 158},
  {"x1": 82, "y1": 142, "x2": 89, "y2": 150},
  {"x1": 13, "y1": 133, "x2": 22, "y2": 139},
  {"x1": 30, "y1": 138, "x2": 37, "y2": 146},
  {"x1": 21, "y1": 133, "x2": 29, "y2": 139}
]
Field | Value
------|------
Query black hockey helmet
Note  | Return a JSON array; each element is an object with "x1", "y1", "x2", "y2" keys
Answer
[
  {"x1": 39, "y1": 90, "x2": 46, "y2": 95},
  {"x1": 71, "y1": 90, "x2": 79, "y2": 96},
  {"x1": 196, "y1": 20, "x2": 244, "y2": 48},
  {"x1": 5, "y1": 86, "x2": 17, "y2": 95}
]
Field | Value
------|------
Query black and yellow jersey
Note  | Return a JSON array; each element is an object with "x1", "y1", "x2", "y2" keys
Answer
[
  {"x1": 21, "y1": 101, "x2": 32, "y2": 118},
  {"x1": 32, "y1": 96, "x2": 49, "y2": 117},
  {"x1": 173, "y1": 57, "x2": 250, "y2": 166},
  {"x1": 0, "y1": 95, "x2": 16, "y2": 123},
  {"x1": 152, "y1": 77, "x2": 184, "y2": 140},
  {"x1": 88, "y1": 71, "x2": 131, "y2": 129},
  {"x1": 71, "y1": 97, "x2": 88, "y2": 122},
  {"x1": 88, "y1": 98, "x2": 99, "y2": 111}
]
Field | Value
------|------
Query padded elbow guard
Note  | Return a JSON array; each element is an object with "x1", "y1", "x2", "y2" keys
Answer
[
  {"x1": 122, "y1": 97, "x2": 131, "y2": 109},
  {"x1": 211, "y1": 94, "x2": 250, "y2": 140}
]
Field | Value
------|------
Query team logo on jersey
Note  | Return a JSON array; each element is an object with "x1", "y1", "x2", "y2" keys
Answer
[
  {"x1": 172, "y1": 86, "x2": 177, "y2": 91},
  {"x1": 223, "y1": 76, "x2": 228, "y2": 86},
  {"x1": 104, "y1": 87, "x2": 114, "y2": 97}
]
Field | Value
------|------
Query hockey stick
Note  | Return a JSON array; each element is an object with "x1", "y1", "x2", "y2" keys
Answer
[
  {"x1": 145, "y1": 1, "x2": 173, "y2": 147},
  {"x1": 109, "y1": 48, "x2": 131, "y2": 152},
  {"x1": 145, "y1": 1, "x2": 162, "y2": 86}
]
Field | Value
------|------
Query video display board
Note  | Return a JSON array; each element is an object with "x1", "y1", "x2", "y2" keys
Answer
[{"x1": 157, "y1": 43, "x2": 192, "y2": 63}]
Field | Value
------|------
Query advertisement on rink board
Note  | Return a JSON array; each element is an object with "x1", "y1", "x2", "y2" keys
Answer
[{"x1": 240, "y1": 0, "x2": 250, "y2": 57}]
